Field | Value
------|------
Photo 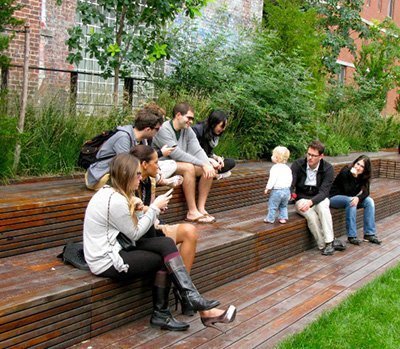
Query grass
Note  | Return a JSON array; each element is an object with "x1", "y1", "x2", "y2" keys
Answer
[
  {"x1": 276, "y1": 263, "x2": 400, "y2": 349},
  {"x1": 0, "y1": 92, "x2": 134, "y2": 181}
]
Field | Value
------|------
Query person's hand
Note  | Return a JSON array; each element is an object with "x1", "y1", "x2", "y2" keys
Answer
[
  {"x1": 350, "y1": 196, "x2": 359, "y2": 207},
  {"x1": 135, "y1": 201, "x2": 144, "y2": 211},
  {"x1": 161, "y1": 144, "x2": 176, "y2": 157},
  {"x1": 215, "y1": 156, "x2": 224, "y2": 166},
  {"x1": 264, "y1": 189, "x2": 269, "y2": 195},
  {"x1": 152, "y1": 190, "x2": 172, "y2": 210},
  {"x1": 202, "y1": 163, "x2": 216, "y2": 179},
  {"x1": 209, "y1": 158, "x2": 220, "y2": 170},
  {"x1": 297, "y1": 199, "x2": 313, "y2": 212}
]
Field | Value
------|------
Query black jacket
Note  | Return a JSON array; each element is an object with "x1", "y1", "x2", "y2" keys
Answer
[
  {"x1": 291, "y1": 157, "x2": 334, "y2": 205},
  {"x1": 330, "y1": 166, "x2": 369, "y2": 203},
  {"x1": 191, "y1": 122, "x2": 214, "y2": 157}
]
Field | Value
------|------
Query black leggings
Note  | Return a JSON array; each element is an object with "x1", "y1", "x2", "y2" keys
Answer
[
  {"x1": 99, "y1": 236, "x2": 177, "y2": 280},
  {"x1": 219, "y1": 158, "x2": 236, "y2": 173}
]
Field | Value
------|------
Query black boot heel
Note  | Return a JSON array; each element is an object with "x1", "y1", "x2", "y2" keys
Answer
[{"x1": 173, "y1": 287, "x2": 196, "y2": 316}]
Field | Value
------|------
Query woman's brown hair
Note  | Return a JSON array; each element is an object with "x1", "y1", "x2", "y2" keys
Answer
[{"x1": 109, "y1": 153, "x2": 140, "y2": 220}]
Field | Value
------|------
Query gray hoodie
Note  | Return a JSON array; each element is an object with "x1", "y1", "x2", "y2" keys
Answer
[
  {"x1": 86, "y1": 125, "x2": 140, "y2": 186},
  {"x1": 152, "y1": 120, "x2": 210, "y2": 167}
]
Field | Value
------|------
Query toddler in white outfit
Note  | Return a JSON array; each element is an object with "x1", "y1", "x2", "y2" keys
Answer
[{"x1": 264, "y1": 146, "x2": 293, "y2": 224}]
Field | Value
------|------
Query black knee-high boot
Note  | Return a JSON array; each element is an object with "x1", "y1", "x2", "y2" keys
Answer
[
  {"x1": 165, "y1": 256, "x2": 220, "y2": 311},
  {"x1": 150, "y1": 271, "x2": 189, "y2": 331}
]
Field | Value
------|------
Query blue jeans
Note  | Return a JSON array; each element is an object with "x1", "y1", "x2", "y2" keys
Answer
[
  {"x1": 329, "y1": 195, "x2": 376, "y2": 238},
  {"x1": 266, "y1": 188, "x2": 290, "y2": 223}
]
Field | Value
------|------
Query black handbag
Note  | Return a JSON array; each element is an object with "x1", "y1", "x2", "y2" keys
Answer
[
  {"x1": 57, "y1": 241, "x2": 89, "y2": 270},
  {"x1": 116, "y1": 232, "x2": 135, "y2": 251},
  {"x1": 107, "y1": 192, "x2": 135, "y2": 251}
]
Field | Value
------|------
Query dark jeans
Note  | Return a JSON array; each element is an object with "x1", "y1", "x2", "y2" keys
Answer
[{"x1": 99, "y1": 236, "x2": 177, "y2": 280}]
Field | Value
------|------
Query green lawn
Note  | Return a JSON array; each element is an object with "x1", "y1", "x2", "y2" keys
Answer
[{"x1": 277, "y1": 263, "x2": 400, "y2": 349}]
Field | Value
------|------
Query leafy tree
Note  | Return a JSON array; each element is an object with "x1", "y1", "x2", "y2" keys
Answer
[
  {"x1": 307, "y1": 0, "x2": 369, "y2": 75},
  {"x1": 66, "y1": 0, "x2": 208, "y2": 106},
  {"x1": 354, "y1": 18, "x2": 400, "y2": 111},
  {"x1": 263, "y1": 0, "x2": 326, "y2": 101},
  {"x1": 0, "y1": 0, "x2": 23, "y2": 69}
]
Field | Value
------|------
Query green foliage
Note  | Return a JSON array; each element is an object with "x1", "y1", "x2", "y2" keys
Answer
[
  {"x1": 263, "y1": 0, "x2": 325, "y2": 84},
  {"x1": 0, "y1": 93, "x2": 134, "y2": 180},
  {"x1": 354, "y1": 18, "x2": 400, "y2": 110},
  {"x1": 307, "y1": 0, "x2": 369, "y2": 75},
  {"x1": 0, "y1": 0, "x2": 24, "y2": 68},
  {"x1": 66, "y1": 0, "x2": 209, "y2": 83},
  {"x1": 321, "y1": 84, "x2": 400, "y2": 155},
  {"x1": 159, "y1": 23, "x2": 322, "y2": 159},
  {"x1": 277, "y1": 263, "x2": 400, "y2": 349}
]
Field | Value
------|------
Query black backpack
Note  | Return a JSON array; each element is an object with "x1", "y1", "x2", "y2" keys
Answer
[{"x1": 77, "y1": 128, "x2": 130, "y2": 169}]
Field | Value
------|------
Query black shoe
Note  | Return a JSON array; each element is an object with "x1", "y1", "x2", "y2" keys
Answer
[
  {"x1": 348, "y1": 237, "x2": 362, "y2": 245},
  {"x1": 364, "y1": 235, "x2": 382, "y2": 245},
  {"x1": 150, "y1": 309, "x2": 190, "y2": 331},
  {"x1": 150, "y1": 272, "x2": 190, "y2": 331},
  {"x1": 333, "y1": 239, "x2": 347, "y2": 251},
  {"x1": 321, "y1": 243, "x2": 334, "y2": 256}
]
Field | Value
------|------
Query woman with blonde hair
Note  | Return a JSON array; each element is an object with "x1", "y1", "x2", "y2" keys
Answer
[{"x1": 83, "y1": 153, "x2": 236, "y2": 331}]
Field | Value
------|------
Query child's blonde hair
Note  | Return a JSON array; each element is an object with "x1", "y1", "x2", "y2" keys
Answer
[{"x1": 272, "y1": 146, "x2": 290, "y2": 164}]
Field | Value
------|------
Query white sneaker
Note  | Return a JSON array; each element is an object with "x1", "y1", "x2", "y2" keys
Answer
[
  {"x1": 163, "y1": 175, "x2": 184, "y2": 187},
  {"x1": 217, "y1": 171, "x2": 232, "y2": 180}
]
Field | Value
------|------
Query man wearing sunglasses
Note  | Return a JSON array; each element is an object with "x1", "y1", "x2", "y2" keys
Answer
[
  {"x1": 291, "y1": 140, "x2": 337, "y2": 256},
  {"x1": 152, "y1": 102, "x2": 216, "y2": 224}
]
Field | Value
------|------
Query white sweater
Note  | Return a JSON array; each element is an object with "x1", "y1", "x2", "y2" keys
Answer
[
  {"x1": 83, "y1": 186, "x2": 160, "y2": 275},
  {"x1": 266, "y1": 163, "x2": 293, "y2": 190}
]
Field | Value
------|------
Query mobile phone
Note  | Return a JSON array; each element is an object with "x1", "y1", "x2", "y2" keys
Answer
[{"x1": 164, "y1": 188, "x2": 174, "y2": 196}]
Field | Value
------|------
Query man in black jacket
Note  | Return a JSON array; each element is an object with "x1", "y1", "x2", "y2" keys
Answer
[{"x1": 291, "y1": 140, "x2": 335, "y2": 255}]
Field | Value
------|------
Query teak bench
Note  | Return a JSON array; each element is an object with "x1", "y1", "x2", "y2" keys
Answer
[{"x1": 0, "y1": 153, "x2": 399, "y2": 349}]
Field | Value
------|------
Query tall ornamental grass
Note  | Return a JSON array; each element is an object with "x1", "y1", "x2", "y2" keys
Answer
[{"x1": 0, "y1": 92, "x2": 133, "y2": 181}]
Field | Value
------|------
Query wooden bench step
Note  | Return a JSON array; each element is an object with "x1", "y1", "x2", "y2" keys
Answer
[
  {"x1": 1, "y1": 174, "x2": 400, "y2": 348},
  {"x1": 0, "y1": 155, "x2": 396, "y2": 259}
]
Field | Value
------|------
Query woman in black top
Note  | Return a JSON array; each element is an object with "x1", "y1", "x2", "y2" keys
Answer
[
  {"x1": 192, "y1": 110, "x2": 236, "y2": 179},
  {"x1": 330, "y1": 155, "x2": 381, "y2": 245}
]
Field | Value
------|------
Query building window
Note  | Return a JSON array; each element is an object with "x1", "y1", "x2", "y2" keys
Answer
[
  {"x1": 338, "y1": 65, "x2": 346, "y2": 85},
  {"x1": 388, "y1": 0, "x2": 395, "y2": 17}
]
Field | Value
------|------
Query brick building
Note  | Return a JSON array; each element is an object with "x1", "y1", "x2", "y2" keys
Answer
[
  {"x1": 337, "y1": 0, "x2": 399, "y2": 114},
  {"x1": 5, "y1": 0, "x2": 76, "y2": 95}
]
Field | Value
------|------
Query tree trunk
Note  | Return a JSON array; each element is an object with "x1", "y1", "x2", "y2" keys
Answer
[
  {"x1": 13, "y1": 24, "x2": 30, "y2": 173},
  {"x1": 113, "y1": 68, "x2": 119, "y2": 108}
]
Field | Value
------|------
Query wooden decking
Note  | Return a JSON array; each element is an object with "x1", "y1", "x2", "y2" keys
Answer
[
  {"x1": 1, "y1": 151, "x2": 399, "y2": 349},
  {"x1": 70, "y1": 213, "x2": 400, "y2": 349}
]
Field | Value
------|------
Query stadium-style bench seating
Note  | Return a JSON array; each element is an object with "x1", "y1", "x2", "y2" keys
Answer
[{"x1": 0, "y1": 153, "x2": 399, "y2": 349}]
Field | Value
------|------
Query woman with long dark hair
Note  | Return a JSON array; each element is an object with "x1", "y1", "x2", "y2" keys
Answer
[
  {"x1": 192, "y1": 110, "x2": 236, "y2": 179},
  {"x1": 130, "y1": 144, "x2": 199, "y2": 316},
  {"x1": 83, "y1": 153, "x2": 236, "y2": 331},
  {"x1": 329, "y1": 155, "x2": 381, "y2": 245}
]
